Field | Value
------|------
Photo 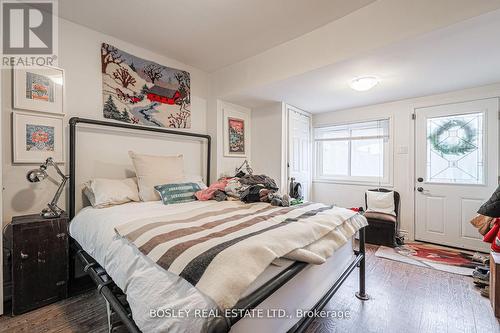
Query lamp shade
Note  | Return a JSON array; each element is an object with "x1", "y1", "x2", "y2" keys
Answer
[
  {"x1": 477, "y1": 185, "x2": 500, "y2": 218},
  {"x1": 27, "y1": 168, "x2": 48, "y2": 182}
]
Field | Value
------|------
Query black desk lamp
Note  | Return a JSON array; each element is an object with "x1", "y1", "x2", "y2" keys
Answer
[{"x1": 235, "y1": 159, "x2": 253, "y2": 176}]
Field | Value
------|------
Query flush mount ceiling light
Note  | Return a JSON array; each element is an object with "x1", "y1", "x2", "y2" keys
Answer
[{"x1": 349, "y1": 76, "x2": 379, "y2": 91}]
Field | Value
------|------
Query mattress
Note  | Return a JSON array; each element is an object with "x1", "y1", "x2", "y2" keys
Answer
[{"x1": 70, "y1": 201, "x2": 357, "y2": 333}]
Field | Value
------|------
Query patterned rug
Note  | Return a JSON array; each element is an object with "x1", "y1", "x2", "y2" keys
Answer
[{"x1": 375, "y1": 242, "x2": 478, "y2": 276}]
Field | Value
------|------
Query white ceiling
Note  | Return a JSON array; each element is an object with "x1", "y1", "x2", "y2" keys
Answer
[
  {"x1": 226, "y1": 9, "x2": 500, "y2": 113},
  {"x1": 59, "y1": 0, "x2": 375, "y2": 72}
]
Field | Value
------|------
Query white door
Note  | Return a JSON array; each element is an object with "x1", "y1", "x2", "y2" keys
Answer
[
  {"x1": 288, "y1": 105, "x2": 312, "y2": 201},
  {"x1": 415, "y1": 98, "x2": 499, "y2": 251}
]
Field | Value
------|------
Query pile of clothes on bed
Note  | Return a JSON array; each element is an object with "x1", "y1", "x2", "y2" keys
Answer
[{"x1": 194, "y1": 174, "x2": 296, "y2": 206}]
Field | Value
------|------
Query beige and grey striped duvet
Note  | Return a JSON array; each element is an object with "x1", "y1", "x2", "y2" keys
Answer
[{"x1": 114, "y1": 201, "x2": 367, "y2": 309}]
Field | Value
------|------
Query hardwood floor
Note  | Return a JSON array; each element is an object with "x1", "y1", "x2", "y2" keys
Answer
[
  {"x1": 0, "y1": 245, "x2": 498, "y2": 333},
  {"x1": 0, "y1": 290, "x2": 107, "y2": 333},
  {"x1": 305, "y1": 245, "x2": 499, "y2": 333}
]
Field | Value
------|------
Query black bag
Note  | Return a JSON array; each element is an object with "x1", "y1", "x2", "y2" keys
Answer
[
  {"x1": 478, "y1": 184, "x2": 500, "y2": 218},
  {"x1": 289, "y1": 177, "x2": 303, "y2": 200},
  {"x1": 240, "y1": 185, "x2": 265, "y2": 203}
]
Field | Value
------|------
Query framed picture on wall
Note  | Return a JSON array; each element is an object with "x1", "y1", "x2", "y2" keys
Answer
[
  {"x1": 13, "y1": 66, "x2": 64, "y2": 115},
  {"x1": 223, "y1": 107, "x2": 249, "y2": 157},
  {"x1": 13, "y1": 112, "x2": 64, "y2": 163}
]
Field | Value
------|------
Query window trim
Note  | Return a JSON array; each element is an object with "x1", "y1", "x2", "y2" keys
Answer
[{"x1": 313, "y1": 117, "x2": 393, "y2": 186}]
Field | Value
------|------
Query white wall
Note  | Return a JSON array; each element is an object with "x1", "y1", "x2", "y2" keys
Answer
[
  {"x1": 312, "y1": 83, "x2": 500, "y2": 240},
  {"x1": 1, "y1": 18, "x2": 210, "y2": 226},
  {"x1": 215, "y1": 100, "x2": 251, "y2": 178},
  {"x1": 208, "y1": 0, "x2": 500, "y2": 185},
  {"x1": 251, "y1": 102, "x2": 287, "y2": 190},
  {"x1": 212, "y1": 0, "x2": 500, "y2": 99}
]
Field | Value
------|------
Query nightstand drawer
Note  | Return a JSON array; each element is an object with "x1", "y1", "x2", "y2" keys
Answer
[{"x1": 11, "y1": 214, "x2": 69, "y2": 315}]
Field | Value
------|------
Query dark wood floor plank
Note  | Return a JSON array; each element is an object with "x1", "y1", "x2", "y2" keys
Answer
[
  {"x1": 0, "y1": 245, "x2": 498, "y2": 332},
  {"x1": 0, "y1": 291, "x2": 107, "y2": 333}
]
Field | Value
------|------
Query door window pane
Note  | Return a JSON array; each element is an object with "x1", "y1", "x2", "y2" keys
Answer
[
  {"x1": 351, "y1": 139, "x2": 384, "y2": 177},
  {"x1": 321, "y1": 141, "x2": 349, "y2": 175},
  {"x1": 426, "y1": 112, "x2": 484, "y2": 184}
]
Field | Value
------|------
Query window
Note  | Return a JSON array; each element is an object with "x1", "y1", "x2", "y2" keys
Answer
[
  {"x1": 314, "y1": 119, "x2": 391, "y2": 184},
  {"x1": 426, "y1": 112, "x2": 483, "y2": 184}
]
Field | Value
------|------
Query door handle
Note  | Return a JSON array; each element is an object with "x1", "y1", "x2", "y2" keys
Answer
[
  {"x1": 20, "y1": 251, "x2": 29, "y2": 260},
  {"x1": 416, "y1": 187, "x2": 430, "y2": 194},
  {"x1": 417, "y1": 177, "x2": 424, "y2": 182}
]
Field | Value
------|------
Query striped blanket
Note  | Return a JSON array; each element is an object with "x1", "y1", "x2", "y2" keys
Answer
[{"x1": 115, "y1": 201, "x2": 367, "y2": 309}]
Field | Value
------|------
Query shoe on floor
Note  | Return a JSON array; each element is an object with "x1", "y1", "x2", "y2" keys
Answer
[
  {"x1": 473, "y1": 278, "x2": 489, "y2": 287},
  {"x1": 472, "y1": 252, "x2": 489, "y2": 264},
  {"x1": 480, "y1": 286, "x2": 490, "y2": 298},
  {"x1": 474, "y1": 266, "x2": 489, "y2": 274},
  {"x1": 473, "y1": 269, "x2": 490, "y2": 281}
]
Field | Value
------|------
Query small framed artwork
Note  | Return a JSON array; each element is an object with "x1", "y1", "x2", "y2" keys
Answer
[
  {"x1": 13, "y1": 112, "x2": 64, "y2": 163},
  {"x1": 223, "y1": 107, "x2": 249, "y2": 157},
  {"x1": 13, "y1": 66, "x2": 64, "y2": 115}
]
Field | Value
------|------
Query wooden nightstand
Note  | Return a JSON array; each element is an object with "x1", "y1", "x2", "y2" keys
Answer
[{"x1": 9, "y1": 213, "x2": 69, "y2": 315}]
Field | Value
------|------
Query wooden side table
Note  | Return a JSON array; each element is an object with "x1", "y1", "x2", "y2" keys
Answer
[
  {"x1": 490, "y1": 251, "x2": 500, "y2": 318},
  {"x1": 9, "y1": 213, "x2": 69, "y2": 314}
]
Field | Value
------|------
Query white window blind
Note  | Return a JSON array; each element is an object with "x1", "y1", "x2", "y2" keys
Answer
[{"x1": 314, "y1": 119, "x2": 391, "y2": 184}]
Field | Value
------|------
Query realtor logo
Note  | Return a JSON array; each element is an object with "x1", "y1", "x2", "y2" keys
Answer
[{"x1": 1, "y1": 0, "x2": 58, "y2": 67}]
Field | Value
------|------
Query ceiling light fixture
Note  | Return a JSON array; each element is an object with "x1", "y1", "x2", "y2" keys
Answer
[{"x1": 349, "y1": 76, "x2": 379, "y2": 91}]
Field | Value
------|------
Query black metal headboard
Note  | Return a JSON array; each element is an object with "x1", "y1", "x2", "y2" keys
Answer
[{"x1": 68, "y1": 117, "x2": 211, "y2": 219}]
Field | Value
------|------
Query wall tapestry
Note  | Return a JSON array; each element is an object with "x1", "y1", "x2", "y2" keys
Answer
[{"x1": 101, "y1": 43, "x2": 191, "y2": 128}]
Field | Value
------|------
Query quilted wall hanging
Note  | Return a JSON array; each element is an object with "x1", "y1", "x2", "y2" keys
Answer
[{"x1": 101, "y1": 43, "x2": 191, "y2": 128}]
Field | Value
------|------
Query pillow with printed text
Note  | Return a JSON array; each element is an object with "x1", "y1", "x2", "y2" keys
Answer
[{"x1": 154, "y1": 182, "x2": 201, "y2": 205}]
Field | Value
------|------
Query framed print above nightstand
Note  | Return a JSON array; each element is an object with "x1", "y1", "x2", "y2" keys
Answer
[
  {"x1": 13, "y1": 67, "x2": 64, "y2": 115},
  {"x1": 13, "y1": 112, "x2": 64, "y2": 164}
]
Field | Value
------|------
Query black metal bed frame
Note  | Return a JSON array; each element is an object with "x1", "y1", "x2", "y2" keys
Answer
[{"x1": 68, "y1": 117, "x2": 368, "y2": 333}]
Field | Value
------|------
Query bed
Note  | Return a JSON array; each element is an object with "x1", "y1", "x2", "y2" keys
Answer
[{"x1": 67, "y1": 117, "x2": 369, "y2": 333}]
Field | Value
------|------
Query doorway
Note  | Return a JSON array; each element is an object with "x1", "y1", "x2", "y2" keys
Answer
[
  {"x1": 414, "y1": 98, "x2": 499, "y2": 251},
  {"x1": 287, "y1": 105, "x2": 312, "y2": 201}
]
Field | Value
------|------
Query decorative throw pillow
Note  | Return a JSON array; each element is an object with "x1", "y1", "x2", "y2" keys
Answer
[
  {"x1": 154, "y1": 182, "x2": 201, "y2": 205},
  {"x1": 366, "y1": 190, "x2": 396, "y2": 216},
  {"x1": 83, "y1": 177, "x2": 140, "y2": 208},
  {"x1": 128, "y1": 151, "x2": 184, "y2": 201}
]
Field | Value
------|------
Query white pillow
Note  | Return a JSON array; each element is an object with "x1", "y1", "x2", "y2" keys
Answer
[
  {"x1": 366, "y1": 190, "x2": 396, "y2": 216},
  {"x1": 183, "y1": 174, "x2": 207, "y2": 189},
  {"x1": 129, "y1": 151, "x2": 184, "y2": 201},
  {"x1": 83, "y1": 178, "x2": 140, "y2": 208}
]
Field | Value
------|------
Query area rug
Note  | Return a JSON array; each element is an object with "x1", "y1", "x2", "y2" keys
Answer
[{"x1": 375, "y1": 242, "x2": 477, "y2": 276}]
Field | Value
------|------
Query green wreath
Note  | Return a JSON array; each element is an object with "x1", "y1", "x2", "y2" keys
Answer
[{"x1": 428, "y1": 119, "x2": 476, "y2": 156}]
